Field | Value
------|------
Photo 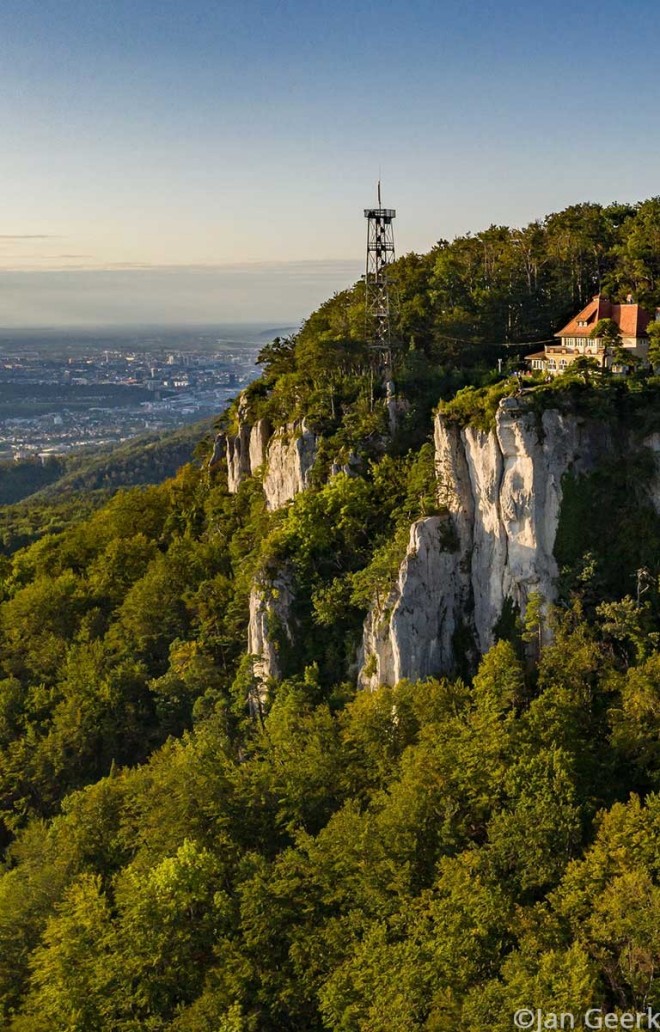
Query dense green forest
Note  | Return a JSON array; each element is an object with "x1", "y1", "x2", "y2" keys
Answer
[{"x1": 0, "y1": 199, "x2": 659, "y2": 1030}]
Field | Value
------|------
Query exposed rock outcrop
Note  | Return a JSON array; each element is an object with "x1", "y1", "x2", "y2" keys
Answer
[
  {"x1": 359, "y1": 516, "x2": 466, "y2": 691},
  {"x1": 208, "y1": 432, "x2": 226, "y2": 469},
  {"x1": 223, "y1": 393, "x2": 317, "y2": 509},
  {"x1": 330, "y1": 450, "x2": 360, "y2": 477},
  {"x1": 226, "y1": 395, "x2": 253, "y2": 492},
  {"x1": 249, "y1": 418, "x2": 271, "y2": 472},
  {"x1": 384, "y1": 380, "x2": 410, "y2": 435},
  {"x1": 360, "y1": 399, "x2": 616, "y2": 687},
  {"x1": 226, "y1": 426, "x2": 252, "y2": 493},
  {"x1": 248, "y1": 572, "x2": 295, "y2": 689},
  {"x1": 262, "y1": 421, "x2": 317, "y2": 511}
]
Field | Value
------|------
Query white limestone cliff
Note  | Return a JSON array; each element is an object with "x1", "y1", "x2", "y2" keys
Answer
[
  {"x1": 384, "y1": 380, "x2": 410, "y2": 434},
  {"x1": 225, "y1": 394, "x2": 252, "y2": 492},
  {"x1": 359, "y1": 398, "x2": 616, "y2": 687},
  {"x1": 262, "y1": 421, "x2": 317, "y2": 511},
  {"x1": 223, "y1": 392, "x2": 317, "y2": 509},
  {"x1": 226, "y1": 417, "x2": 274, "y2": 492},
  {"x1": 249, "y1": 418, "x2": 271, "y2": 472},
  {"x1": 226, "y1": 426, "x2": 252, "y2": 493},
  {"x1": 359, "y1": 515, "x2": 466, "y2": 691},
  {"x1": 248, "y1": 572, "x2": 295, "y2": 688}
]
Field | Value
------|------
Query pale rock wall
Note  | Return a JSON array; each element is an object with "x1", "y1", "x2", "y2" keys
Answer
[
  {"x1": 226, "y1": 425, "x2": 252, "y2": 493},
  {"x1": 462, "y1": 401, "x2": 600, "y2": 651},
  {"x1": 241, "y1": 399, "x2": 660, "y2": 696},
  {"x1": 224, "y1": 391, "x2": 316, "y2": 510},
  {"x1": 226, "y1": 394, "x2": 253, "y2": 492},
  {"x1": 384, "y1": 380, "x2": 410, "y2": 434},
  {"x1": 359, "y1": 516, "x2": 465, "y2": 691},
  {"x1": 262, "y1": 421, "x2": 317, "y2": 511},
  {"x1": 248, "y1": 573, "x2": 295, "y2": 689},
  {"x1": 229, "y1": 401, "x2": 316, "y2": 695},
  {"x1": 360, "y1": 399, "x2": 615, "y2": 687},
  {"x1": 249, "y1": 418, "x2": 271, "y2": 472}
]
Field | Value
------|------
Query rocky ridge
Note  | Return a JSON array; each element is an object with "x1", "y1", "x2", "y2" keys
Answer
[
  {"x1": 358, "y1": 398, "x2": 658, "y2": 687},
  {"x1": 213, "y1": 394, "x2": 318, "y2": 510},
  {"x1": 227, "y1": 388, "x2": 660, "y2": 694}
]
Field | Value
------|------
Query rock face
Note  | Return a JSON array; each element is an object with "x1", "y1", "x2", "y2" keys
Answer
[
  {"x1": 223, "y1": 393, "x2": 317, "y2": 510},
  {"x1": 226, "y1": 418, "x2": 272, "y2": 492},
  {"x1": 384, "y1": 380, "x2": 410, "y2": 435},
  {"x1": 359, "y1": 516, "x2": 466, "y2": 691},
  {"x1": 208, "y1": 433, "x2": 226, "y2": 469},
  {"x1": 226, "y1": 426, "x2": 252, "y2": 493},
  {"x1": 262, "y1": 421, "x2": 317, "y2": 511},
  {"x1": 360, "y1": 399, "x2": 616, "y2": 687},
  {"x1": 249, "y1": 419, "x2": 271, "y2": 472},
  {"x1": 248, "y1": 572, "x2": 295, "y2": 688}
]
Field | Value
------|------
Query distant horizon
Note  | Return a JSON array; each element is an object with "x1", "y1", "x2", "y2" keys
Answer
[
  {"x1": 4, "y1": 189, "x2": 659, "y2": 329},
  {"x1": 0, "y1": 322, "x2": 300, "y2": 335},
  {"x1": 0, "y1": 259, "x2": 362, "y2": 329}
]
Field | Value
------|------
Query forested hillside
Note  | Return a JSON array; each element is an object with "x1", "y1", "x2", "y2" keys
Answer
[
  {"x1": 0, "y1": 419, "x2": 212, "y2": 553},
  {"x1": 0, "y1": 199, "x2": 659, "y2": 1031},
  {"x1": 292, "y1": 196, "x2": 660, "y2": 359}
]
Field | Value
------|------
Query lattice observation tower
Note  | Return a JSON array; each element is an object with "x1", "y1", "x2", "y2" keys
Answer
[{"x1": 364, "y1": 183, "x2": 396, "y2": 366}]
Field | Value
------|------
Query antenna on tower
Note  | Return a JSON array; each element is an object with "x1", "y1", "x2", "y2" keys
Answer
[{"x1": 364, "y1": 183, "x2": 396, "y2": 377}]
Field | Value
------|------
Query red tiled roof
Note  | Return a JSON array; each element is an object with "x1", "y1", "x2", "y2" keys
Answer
[{"x1": 556, "y1": 295, "x2": 653, "y2": 339}]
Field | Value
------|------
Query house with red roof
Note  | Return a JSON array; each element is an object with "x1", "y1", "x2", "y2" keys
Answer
[{"x1": 527, "y1": 295, "x2": 658, "y2": 376}]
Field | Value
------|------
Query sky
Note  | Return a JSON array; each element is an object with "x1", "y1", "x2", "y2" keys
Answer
[{"x1": 1, "y1": 0, "x2": 659, "y2": 327}]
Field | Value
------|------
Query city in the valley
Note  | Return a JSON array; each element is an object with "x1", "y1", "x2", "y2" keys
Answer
[{"x1": 0, "y1": 325, "x2": 292, "y2": 461}]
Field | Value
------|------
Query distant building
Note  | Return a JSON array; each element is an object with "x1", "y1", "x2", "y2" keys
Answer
[{"x1": 527, "y1": 295, "x2": 659, "y2": 376}]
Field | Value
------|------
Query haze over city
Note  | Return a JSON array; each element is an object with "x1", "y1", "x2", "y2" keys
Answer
[{"x1": 2, "y1": 0, "x2": 659, "y2": 325}]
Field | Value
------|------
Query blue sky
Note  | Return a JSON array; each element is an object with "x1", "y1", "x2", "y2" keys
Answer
[{"x1": 1, "y1": 0, "x2": 659, "y2": 325}]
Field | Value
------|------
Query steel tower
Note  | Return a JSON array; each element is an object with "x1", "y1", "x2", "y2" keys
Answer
[{"x1": 364, "y1": 183, "x2": 396, "y2": 368}]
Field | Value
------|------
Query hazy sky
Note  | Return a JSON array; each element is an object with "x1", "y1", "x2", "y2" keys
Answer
[{"x1": 1, "y1": 0, "x2": 659, "y2": 326}]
